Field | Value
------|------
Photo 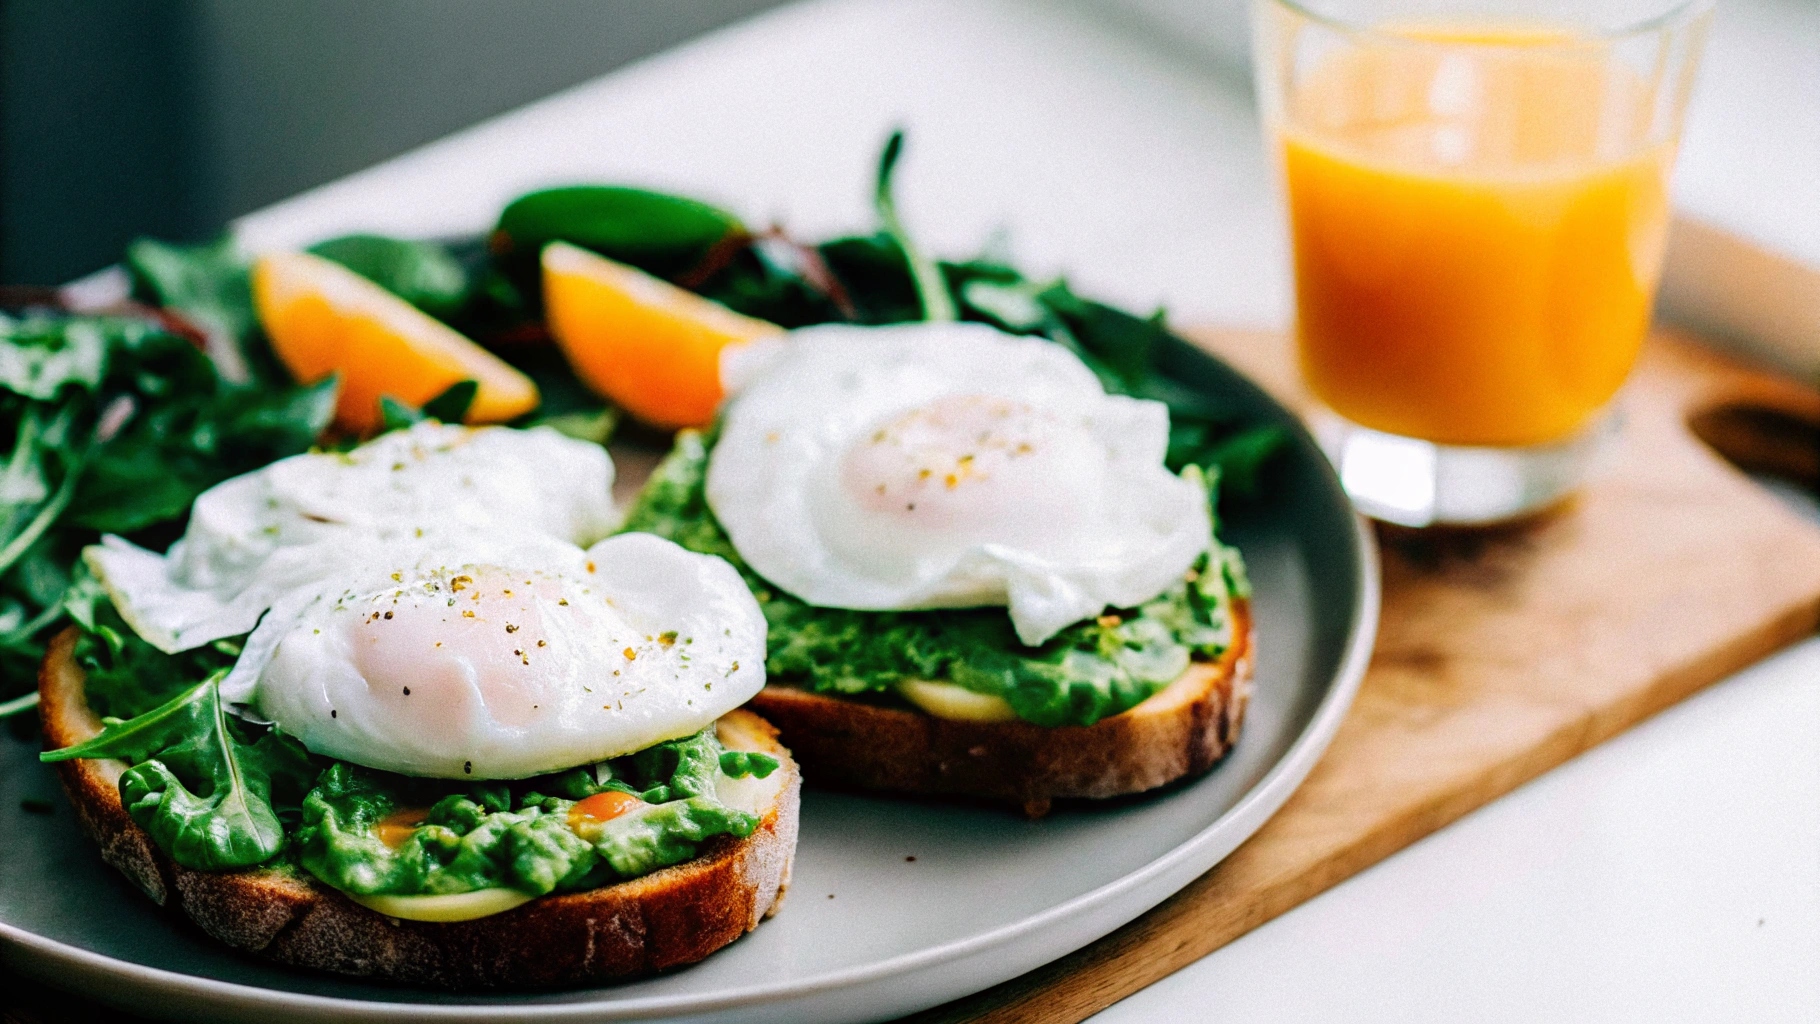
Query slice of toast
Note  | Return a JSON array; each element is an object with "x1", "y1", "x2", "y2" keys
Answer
[
  {"x1": 38, "y1": 627, "x2": 800, "y2": 990},
  {"x1": 749, "y1": 601, "x2": 1253, "y2": 817}
]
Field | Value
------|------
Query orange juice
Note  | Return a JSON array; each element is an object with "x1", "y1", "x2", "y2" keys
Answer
[{"x1": 1281, "y1": 27, "x2": 1674, "y2": 447}]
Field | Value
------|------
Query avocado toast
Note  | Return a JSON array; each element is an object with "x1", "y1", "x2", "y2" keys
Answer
[
  {"x1": 41, "y1": 627, "x2": 798, "y2": 988},
  {"x1": 624, "y1": 344, "x2": 1255, "y2": 819}
]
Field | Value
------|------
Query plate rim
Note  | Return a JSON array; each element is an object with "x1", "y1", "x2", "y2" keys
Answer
[{"x1": 2, "y1": 343, "x2": 1383, "y2": 1022}]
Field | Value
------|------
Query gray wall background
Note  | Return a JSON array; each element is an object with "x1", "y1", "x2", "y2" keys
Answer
[{"x1": 0, "y1": 0, "x2": 787, "y2": 284}]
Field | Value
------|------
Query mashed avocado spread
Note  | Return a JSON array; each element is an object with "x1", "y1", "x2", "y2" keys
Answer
[
  {"x1": 619, "y1": 431, "x2": 1248, "y2": 729},
  {"x1": 296, "y1": 728, "x2": 770, "y2": 898},
  {"x1": 55, "y1": 622, "x2": 778, "y2": 884}
]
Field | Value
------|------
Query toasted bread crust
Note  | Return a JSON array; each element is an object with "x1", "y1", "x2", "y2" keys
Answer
[
  {"x1": 748, "y1": 601, "x2": 1253, "y2": 816},
  {"x1": 38, "y1": 628, "x2": 800, "y2": 990}
]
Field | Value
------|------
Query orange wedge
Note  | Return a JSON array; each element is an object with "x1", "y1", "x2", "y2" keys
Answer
[
  {"x1": 541, "y1": 241, "x2": 782, "y2": 430},
  {"x1": 252, "y1": 251, "x2": 538, "y2": 434}
]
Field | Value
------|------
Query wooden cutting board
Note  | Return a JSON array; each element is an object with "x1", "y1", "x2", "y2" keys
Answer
[{"x1": 901, "y1": 326, "x2": 1820, "y2": 1024}]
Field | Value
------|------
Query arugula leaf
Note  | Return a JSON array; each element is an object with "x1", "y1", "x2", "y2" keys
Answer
[
  {"x1": 0, "y1": 309, "x2": 331, "y2": 704},
  {"x1": 69, "y1": 374, "x2": 338, "y2": 535},
  {"x1": 872, "y1": 130, "x2": 955, "y2": 322},
  {"x1": 420, "y1": 379, "x2": 479, "y2": 423},
  {"x1": 42, "y1": 674, "x2": 316, "y2": 870},
  {"x1": 42, "y1": 674, "x2": 224, "y2": 764},
  {"x1": 71, "y1": 605, "x2": 234, "y2": 720},
  {"x1": 819, "y1": 234, "x2": 921, "y2": 325},
  {"x1": 690, "y1": 240, "x2": 846, "y2": 327},
  {"x1": 309, "y1": 235, "x2": 470, "y2": 321},
  {"x1": 378, "y1": 397, "x2": 420, "y2": 433},
  {"x1": 490, "y1": 344, "x2": 608, "y2": 421},
  {"x1": 1194, "y1": 424, "x2": 1286, "y2": 498},
  {"x1": 0, "y1": 314, "x2": 109, "y2": 400},
  {"x1": 532, "y1": 406, "x2": 620, "y2": 445},
  {"x1": 126, "y1": 237, "x2": 254, "y2": 345},
  {"x1": 376, "y1": 379, "x2": 478, "y2": 432},
  {"x1": 124, "y1": 236, "x2": 273, "y2": 387},
  {"x1": 961, "y1": 277, "x2": 1279, "y2": 488},
  {"x1": 1037, "y1": 284, "x2": 1159, "y2": 393},
  {"x1": 219, "y1": 374, "x2": 341, "y2": 456},
  {"x1": 960, "y1": 277, "x2": 1049, "y2": 333}
]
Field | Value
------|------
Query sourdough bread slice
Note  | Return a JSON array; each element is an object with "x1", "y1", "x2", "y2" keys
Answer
[
  {"x1": 749, "y1": 600, "x2": 1253, "y2": 817},
  {"x1": 38, "y1": 628, "x2": 799, "y2": 990}
]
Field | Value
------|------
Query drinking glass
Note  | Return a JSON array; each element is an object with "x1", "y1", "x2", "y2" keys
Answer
[{"x1": 1252, "y1": 0, "x2": 1711, "y2": 526}]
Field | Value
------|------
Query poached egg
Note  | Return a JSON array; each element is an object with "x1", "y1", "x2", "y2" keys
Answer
[
  {"x1": 88, "y1": 422, "x2": 766, "y2": 779},
  {"x1": 218, "y1": 532, "x2": 767, "y2": 779},
  {"x1": 87, "y1": 421, "x2": 617, "y2": 654},
  {"x1": 705, "y1": 322, "x2": 1210, "y2": 645}
]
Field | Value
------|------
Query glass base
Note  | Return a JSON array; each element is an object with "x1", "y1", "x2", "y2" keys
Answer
[{"x1": 1312, "y1": 410, "x2": 1620, "y2": 528}]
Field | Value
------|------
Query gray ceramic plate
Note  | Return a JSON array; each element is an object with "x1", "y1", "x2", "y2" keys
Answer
[{"x1": 0, "y1": 336, "x2": 1378, "y2": 1024}]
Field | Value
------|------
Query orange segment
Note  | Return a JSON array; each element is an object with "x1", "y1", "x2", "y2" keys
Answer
[
  {"x1": 252, "y1": 251, "x2": 539, "y2": 434},
  {"x1": 568, "y1": 790, "x2": 644, "y2": 828},
  {"x1": 541, "y1": 241, "x2": 782, "y2": 430},
  {"x1": 375, "y1": 807, "x2": 431, "y2": 849}
]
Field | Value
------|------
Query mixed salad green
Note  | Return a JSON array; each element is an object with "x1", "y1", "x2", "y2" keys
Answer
[{"x1": 6, "y1": 132, "x2": 1277, "y2": 885}]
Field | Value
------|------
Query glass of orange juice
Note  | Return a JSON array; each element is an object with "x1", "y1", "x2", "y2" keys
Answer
[{"x1": 1253, "y1": 0, "x2": 1710, "y2": 526}]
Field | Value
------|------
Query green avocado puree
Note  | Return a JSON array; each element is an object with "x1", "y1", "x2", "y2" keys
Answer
[
  {"x1": 297, "y1": 727, "x2": 775, "y2": 897},
  {"x1": 619, "y1": 431, "x2": 1248, "y2": 728}
]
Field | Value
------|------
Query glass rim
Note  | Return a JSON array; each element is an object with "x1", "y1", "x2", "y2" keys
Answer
[{"x1": 1262, "y1": 0, "x2": 1714, "y2": 44}]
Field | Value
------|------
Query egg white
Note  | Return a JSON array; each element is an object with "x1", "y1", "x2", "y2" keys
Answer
[
  {"x1": 218, "y1": 532, "x2": 767, "y2": 779},
  {"x1": 86, "y1": 422, "x2": 617, "y2": 654},
  {"x1": 706, "y1": 322, "x2": 1211, "y2": 645}
]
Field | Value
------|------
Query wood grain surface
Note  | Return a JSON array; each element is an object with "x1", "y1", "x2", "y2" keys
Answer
[
  {"x1": 8, "y1": 328, "x2": 1820, "y2": 1024},
  {"x1": 898, "y1": 327, "x2": 1820, "y2": 1023}
]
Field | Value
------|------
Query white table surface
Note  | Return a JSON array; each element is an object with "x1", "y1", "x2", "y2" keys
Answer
[{"x1": 233, "y1": 1, "x2": 1820, "y2": 1019}]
